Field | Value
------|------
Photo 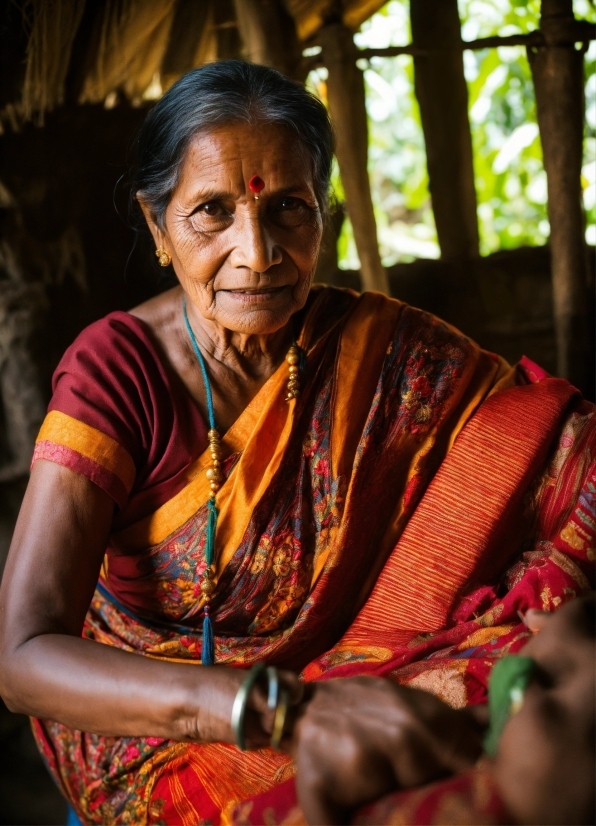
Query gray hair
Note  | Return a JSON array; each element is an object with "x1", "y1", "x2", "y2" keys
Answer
[{"x1": 131, "y1": 60, "x2": 335, "y2": 229}]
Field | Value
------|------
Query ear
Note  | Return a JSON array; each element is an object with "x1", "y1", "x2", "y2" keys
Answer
[{"x1": 137, "y1": 194, "x2": 168, "y2": 252}]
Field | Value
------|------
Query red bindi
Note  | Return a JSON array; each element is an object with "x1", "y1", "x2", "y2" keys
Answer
[{"x1": 248, "y1": 175, "x2": 265, "y2": 193}]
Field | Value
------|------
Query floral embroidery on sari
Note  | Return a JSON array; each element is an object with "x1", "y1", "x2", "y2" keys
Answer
[{"x1": 29, "y1": 289, "x2": 593, "y2": 825}]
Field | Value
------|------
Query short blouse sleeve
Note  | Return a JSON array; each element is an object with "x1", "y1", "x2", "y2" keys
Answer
[{"x1": 32, "y1": 313, "x2": 170, "y2": 509}]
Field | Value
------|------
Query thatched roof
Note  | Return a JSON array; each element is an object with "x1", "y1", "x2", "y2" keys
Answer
[{"x1": 0, "y1": 0, "x2": 386, "y2": 129}]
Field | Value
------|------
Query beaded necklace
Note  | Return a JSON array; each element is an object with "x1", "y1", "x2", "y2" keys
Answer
[{"x1": 182, "y1": 297, "x2": 302, "y2": 665}]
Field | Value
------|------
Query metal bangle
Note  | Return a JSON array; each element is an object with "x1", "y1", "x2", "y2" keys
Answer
[
  {"x1": 230, "y1": 663, "x2": 289, "y2": 752},
  {"x1": 230, "y1": 663, "x2": 266, "y2": 751},
  {"x1": 270, "y1": 687, "x2": 289, "y2": 751},
  {"x1": 266, "y1": 665, "x2": 279, "y2": 710}
]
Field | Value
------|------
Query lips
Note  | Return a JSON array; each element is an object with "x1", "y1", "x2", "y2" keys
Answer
[{"x1": 222, "y1": 286, "x2": 288, "y2": 299}]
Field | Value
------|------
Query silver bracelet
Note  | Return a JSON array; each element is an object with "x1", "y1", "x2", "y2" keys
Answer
[{"x1": 230, "y1": 663, "x2": 289, "y2": 751}]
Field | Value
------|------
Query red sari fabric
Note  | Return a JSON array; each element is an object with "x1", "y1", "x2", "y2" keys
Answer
[
  {"x1": 229, "y1": 762, "x2": 512, "y2": 825},
  {"x1": 29, "y1": 287, "x2": 594, "y2": 825}
]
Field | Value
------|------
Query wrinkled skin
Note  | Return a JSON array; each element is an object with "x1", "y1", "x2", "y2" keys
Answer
[
  {"x1": 290, "y1": 679, "x2": 486, "y2": 825},
  {"x1": 290, "y1": 595, "x2": 595, "y2": 826}
]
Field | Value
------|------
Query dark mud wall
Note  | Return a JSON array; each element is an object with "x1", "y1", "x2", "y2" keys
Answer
[
  {"x1": 0, "y1": 102, "x2": 168, "y2": 563},
  {"x1": 0, "y1": 102, "x2": 160, "y2": 826}
]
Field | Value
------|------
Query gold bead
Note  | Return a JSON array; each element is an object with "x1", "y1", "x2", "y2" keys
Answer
[
  {"x1": 210, "y1": 450, "x2": 222, "y2": 463},
  {"x1": 286, "y1": 353, "x2": 299, "y2": 366},
  {"x1": 212, "y1": 459, "x2": 221, "y2": 468},
  {"x1": 208, "y1": 429, "x2": 220, "y2": 441},
  {"x1": 288, "y1": 365, "x2": 299, "y2": 375},
  {"x1": 210, "y1": 482, "x2": 220, "y2": 493},
  {"x1": 206, "y1": 468, "x2": 223, "y2": 481},
  {"x1": 288, "y1": 380, "x2": 300, "y2": 391},
  {"x1": 200, "y1": 577, "x2": 216, "y2": 595}
]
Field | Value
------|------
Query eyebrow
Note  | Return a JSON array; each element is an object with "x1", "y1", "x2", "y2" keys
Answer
[
  {"x1": 184, "y1": 189, "x2": 231, "y2": 208},
  {"x1": 184, "y1": 182, "x2": 314, "y2": 210}
]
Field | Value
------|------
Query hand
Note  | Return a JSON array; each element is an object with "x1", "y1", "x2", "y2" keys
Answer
[
  {"x1": 494, "y1": 595, "x2": 595, "y2": 826},
  {"x1": 198, "y1": 665, "x2": 304, "y2": 749},
  {"x1": 291, "y1": 677, "x2": 485, "y2": 825}
]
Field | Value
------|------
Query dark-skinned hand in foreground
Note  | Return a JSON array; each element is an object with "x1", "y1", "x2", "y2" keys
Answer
[
  {"x1": 285, "y1": 593, "x2": 594, "y2": 826},
  {"x1": 494, "y1": 594, "x2": 595, "y2": 826},
  {"x1": 288, "y1": 676, "x2": 487, "y2": 826}
]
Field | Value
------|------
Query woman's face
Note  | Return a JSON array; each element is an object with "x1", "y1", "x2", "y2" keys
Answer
[{"x1": 144, "y1": 121, "x2": 323, "y2": 336}]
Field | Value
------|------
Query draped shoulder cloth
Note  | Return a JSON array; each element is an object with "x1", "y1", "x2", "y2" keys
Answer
[{"x1": 31, "y1": 288, "x2": 595, "y2": 826}]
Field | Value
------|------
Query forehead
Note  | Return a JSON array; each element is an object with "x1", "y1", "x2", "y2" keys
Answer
[{"x1": 177, "y1": 121, "x2": 313, "y2": 194}]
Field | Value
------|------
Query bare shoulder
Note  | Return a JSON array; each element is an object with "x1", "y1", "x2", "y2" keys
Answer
[{"x1": 128, "y1": 285, "x2": 183, "y2": 355}]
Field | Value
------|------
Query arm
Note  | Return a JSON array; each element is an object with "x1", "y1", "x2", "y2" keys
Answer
[{"x1": 0, "y1": 460, "x2": 297, "y2": 744}]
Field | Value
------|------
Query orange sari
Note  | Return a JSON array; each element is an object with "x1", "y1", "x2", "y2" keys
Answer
[{"x1": 30, "y1": 288, "x2": 594, "y2": 825}]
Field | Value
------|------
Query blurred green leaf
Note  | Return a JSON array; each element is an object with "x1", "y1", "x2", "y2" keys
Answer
[{"x1": 308, "y1": 0, "x2": 595, "y2": 268}]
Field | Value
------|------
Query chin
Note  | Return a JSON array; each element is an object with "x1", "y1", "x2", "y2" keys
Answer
[
  {"x1": 221, "y1": 308, "x2": 295, "y2": 336},
  {"x1": 215, "y1": 289, "x2": 307, "y2": 335}
]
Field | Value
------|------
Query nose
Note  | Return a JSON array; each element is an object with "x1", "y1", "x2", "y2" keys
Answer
[{"x1": 230, "y1": 213, "x2": 282, "y2": 273}]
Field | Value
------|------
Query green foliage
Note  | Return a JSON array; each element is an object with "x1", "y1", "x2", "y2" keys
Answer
[{"x1": 308, "y1": 0, "x2": 596, "y2": 269}]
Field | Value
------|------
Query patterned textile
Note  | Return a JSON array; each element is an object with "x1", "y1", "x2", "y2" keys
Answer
[
  {"x1": 229, "y1": 762, "x2": 512, "y2": 825},
  {"x1": 29, "y1": 288, "x2": 594, "y2": 825}
]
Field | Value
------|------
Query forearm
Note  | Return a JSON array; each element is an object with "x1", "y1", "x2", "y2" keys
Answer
[{"x1": 1, "y1": 633, "x2": 234, "y2": 742}]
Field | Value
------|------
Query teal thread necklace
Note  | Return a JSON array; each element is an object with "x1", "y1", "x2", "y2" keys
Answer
[{"x1": 182, "y1": 297, "x2": 303, "y2": 665}]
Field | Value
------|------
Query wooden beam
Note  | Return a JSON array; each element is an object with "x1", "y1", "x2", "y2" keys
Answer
[
  {"x1": 303, "y1": 22, "x2": 595, "y2": 73},
  {"x1": 233, "y1": 0, "x2": 304, "y2": 80},
  {"x1": 410, "y1": 0, "x2": 479, "y2": 260},
  {"x1": 529, "y1": 0, "x2": 592, "y2": 392},
  {"x1": 318, "y1": 22, "x2": 389, "y2": 294},
  {"x1": 161, "y1": 0, "x2": 212, "y2": 88}
]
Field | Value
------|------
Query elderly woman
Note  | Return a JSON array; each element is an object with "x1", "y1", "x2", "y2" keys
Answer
[{"x1": 0, "y1": 62, "x2": 593, "y2": 826}]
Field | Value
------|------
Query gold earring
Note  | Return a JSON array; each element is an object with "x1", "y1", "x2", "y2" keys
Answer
[{"x1": 155, "y1": 247, "x2": 172, "y2": 267}]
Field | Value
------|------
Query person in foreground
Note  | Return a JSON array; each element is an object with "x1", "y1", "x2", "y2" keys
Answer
[
  {"x1": 0, "y1": 61, "x2": 593, "y2": 826},
  {"x1": 232, "y1": 594, "x2": 595, "y2": 825}
]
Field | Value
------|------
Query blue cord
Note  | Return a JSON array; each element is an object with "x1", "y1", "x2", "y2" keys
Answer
[
  {"x1": 183, "y1": 297, "x2": 217, "y2": 432},
  {"x1": 182, "y1": 297, "x2": 218, "y2": 665}
]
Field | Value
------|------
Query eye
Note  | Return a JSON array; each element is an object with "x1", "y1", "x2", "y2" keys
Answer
[
  {"x1": 269, "y1": 196, "x2": 313, "y2": 228},
  {"x1": 199, "y1": 202, "x2": 225, "y2": 216},
  {"x1": 189, "y1": 201, "x2": 233, "y2": 232}
]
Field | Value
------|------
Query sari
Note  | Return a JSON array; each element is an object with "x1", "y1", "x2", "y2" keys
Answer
[{"x1": 29, "y1": 286, "x2": 594, "y2": 825}]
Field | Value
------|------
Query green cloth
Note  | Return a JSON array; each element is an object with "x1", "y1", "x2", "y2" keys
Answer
[{"x1": 484, "y1": 655, "x2": 536, "y2": 757}]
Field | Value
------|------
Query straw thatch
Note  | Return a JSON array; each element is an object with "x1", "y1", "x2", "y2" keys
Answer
[{"x1": 3, "y1": 0, "x2": 386, "y2": 128}]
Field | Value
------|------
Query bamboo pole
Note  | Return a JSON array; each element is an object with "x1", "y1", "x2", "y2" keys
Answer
[
  {"x1": 318, "y1": 22, "x2": 389, "y2": 294},
  {"x1": 410, "y1": 0, "x2": 479, "y2": 260},
  {"x1": 233, "y1": 0, "x2": 304, "y2": 80},
  {"x1": 213, "y1": 0, "x2": 242, "y2": 61},
  {"x1": 529, "y1": 0, "x2": 591, "y2": 392}
]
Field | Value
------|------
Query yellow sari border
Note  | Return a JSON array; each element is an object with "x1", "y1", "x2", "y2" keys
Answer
[{"x1": 36, "y1": 410, "x2": 136, "y2": 493}]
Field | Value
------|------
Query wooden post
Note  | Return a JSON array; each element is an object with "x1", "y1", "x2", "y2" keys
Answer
[
  {"x1": 318, "y1": 23, "x2": 389, "y2": 294},
  {"x1": 213, "y1": 0, "x2": 242, "y2": 61},
  {"x1": 233, "y1": 0, "x2": 304, "y2": 80},
  {"x1": 161, "y1": 0, "x2": 212, "y2": 88},
  {"x1": 529, "y1": 0, "x2": 591, "y2": 392},
  {"x1": 410, "y1": 0, "x2": 479, "y2": 260}
]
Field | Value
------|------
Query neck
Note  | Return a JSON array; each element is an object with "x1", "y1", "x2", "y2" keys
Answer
[{"x1": 183, "y1": 297, "x2": 295, "y2": 380}]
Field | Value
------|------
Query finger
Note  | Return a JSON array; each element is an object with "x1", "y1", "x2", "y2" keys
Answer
[
  {"x1": 524, "y1": 608, "x2": 551, "y2": 633},
  {"x1": 463, "y1": 703, "x2": 489, "y2": 728}
]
